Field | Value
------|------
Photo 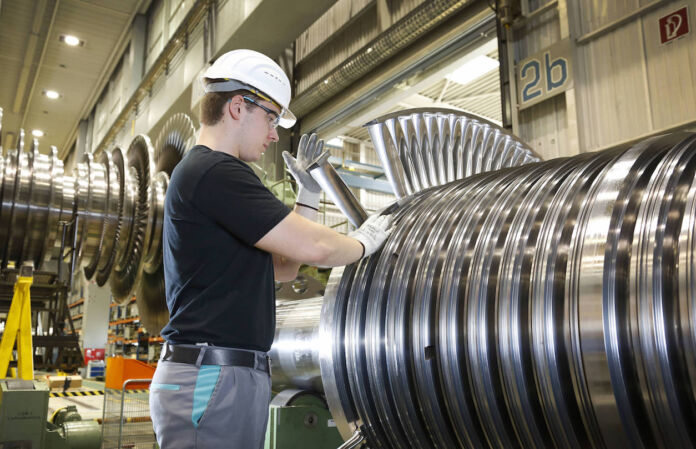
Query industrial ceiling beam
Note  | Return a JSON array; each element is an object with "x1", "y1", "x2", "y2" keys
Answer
[
  {"x1": 19, "y1": 0, "x2": 60, "y2": 132},
  {"x1": 12, "y1": 0, "x2": 48, "y2": 114},
  {"x1": 300, "y1": 4, "x2": 495, "y2": 138},
  {"x1": 211, "y1": 0, "x2": 336, "y2": 62}
]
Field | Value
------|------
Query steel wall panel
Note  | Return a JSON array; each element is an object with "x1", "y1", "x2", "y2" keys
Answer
[
  {"x1": 294, "y1": 0, "x2": 428, "y2": 95},
  {"x1": 512, "y1": 1, "x2": 695, "y2": 155},
  {"x1": 641, "y1": 3, "x2": 696, "y2": 130},
  {"x1": 391, "y1": 0, "x2": 427, "y2": 24},
  {"x1": 146, "y1": 1, "x2": 165, "y2": 72},
  {"x1": 295, "y1": 0, "x2": 374, "y2": 64},
  {"x1": 576, "y1": 0, "x2": 661, "y2": 35},
  {"x1": 296, "y1": 9, "x2": 379, "y2": 94},
  {"x1": 513, "y1": 4, "x2": 561, "y2": 59},
  {"x1": 519, "y1": 94, "x2": 568, "y2": 159},
  {"x1": 168, "y1": 0, "x2": 194, "y2": 41},
  {"x1": 576, "y1": 21, "x2": 652, "y2": 150}
]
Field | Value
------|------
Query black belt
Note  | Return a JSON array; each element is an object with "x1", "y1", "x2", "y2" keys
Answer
[{"x1": 161, "y1": 343, "x2": 271, "y2": 374}]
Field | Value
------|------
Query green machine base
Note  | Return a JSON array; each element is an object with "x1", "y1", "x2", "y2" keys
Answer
[
  {"x1": 265, "y1": 389, "x2": 344, "y2": 449},
  {"x1": 0, "y1": 379, "x2": 100, "y2": 449}
]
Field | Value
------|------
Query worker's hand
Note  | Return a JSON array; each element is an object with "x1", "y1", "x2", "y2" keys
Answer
[
  {"x1": 349, "y1": 213, "x2": 394, "y2": 258},
  {"x1": 283, "y1": 133, "x2": 324, "y2": 210}
]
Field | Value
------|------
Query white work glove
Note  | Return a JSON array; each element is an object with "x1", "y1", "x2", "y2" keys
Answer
[
  {"x1": 348, "y1": 214, "x2": 394, "y2": 258},
  {"x1": 282, "y1": 133, "x2": 324, "y2": 210}
]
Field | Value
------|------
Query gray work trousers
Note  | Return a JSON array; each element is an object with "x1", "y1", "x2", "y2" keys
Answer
[{"x1": 150, "y1": 347, "x2": 271, "y2": 449}]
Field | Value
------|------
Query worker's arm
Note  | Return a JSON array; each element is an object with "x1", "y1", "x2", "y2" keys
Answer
[
  {"x1": 270, "y1": 203, "x2": 323, "y2": 281},
  {"x1": 263, "y1": 204, "x2": 393, "y2": 281},
  {"x1": 269, "y1": 133, "x2": 391, "y2": 281},
  {"x1": 270, "y1": 133, "x2": 329, "y2": 281},
  {"x1": 259, "y1": 208, "x2": 365, "y2": 278}
]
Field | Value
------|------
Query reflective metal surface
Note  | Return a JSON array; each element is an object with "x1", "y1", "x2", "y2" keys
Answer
[
  {"x1": 109, "y1": 134, "x2": 153, "y2": 302},
  {"x1": 365, "y1": 108, "x2": 540, "y2": 198},
  {"x1": 309, "y1": 151, "x2": 368, "y2": 227},
  {"x1": 319, "y1": 132, "x2": 696, "y2": 448},
  {"x1": 3, "y1": 109, "x2": 696, "y2": 449},
  {"x1": 269, "y1": 297, "x2": 324, "y2": 393},
  {"x1": 0, "y1": 142, "x2": 73, "y2": 270},
  {"x1": 136, "y1": 112, "x2": 195, "y2": 333},
  {"x1": 88, "y1": 150, "x2": 123, "y2": 283},
  {"x1": 76, "y1": 152, "x2": 109, "y2": 271},
  {"x1": 0, "y1": 114, "x2": 196, "y2": 333},
  {"x1": 137, "y1": 172, "x2": 169, "y2": 335}
]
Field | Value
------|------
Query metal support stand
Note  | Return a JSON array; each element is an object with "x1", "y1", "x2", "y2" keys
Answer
[
  {"x1": 0, "y1": 216, "x2": 84, "y2": 372},
  {"x1": 0, "y1": 264, "x2": 34, "y2": 379}
]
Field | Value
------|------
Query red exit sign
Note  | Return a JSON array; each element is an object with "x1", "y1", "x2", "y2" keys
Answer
[{"x1": 659, "y1": 6, "x2": 690, "y2": 44}]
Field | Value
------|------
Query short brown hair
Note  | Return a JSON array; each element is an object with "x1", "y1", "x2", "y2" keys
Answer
[{"x1": 199, "y1": 79, "x2": 259, "y2": 126}]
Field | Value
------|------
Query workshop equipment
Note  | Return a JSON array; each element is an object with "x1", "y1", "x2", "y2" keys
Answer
[
  {"x1": 265, "y1": 389, "x2": 344, "y2": 449},
  {"x1": 318, "y1": 130, "x2": 696, "y2": 448},
  {"x1": 5, "y1": 106, "x2": 696, "y2": 448},
  {"x1": 0, "y1": 264, "x2": 34, "y2": 379},
  {"x1": 0, "y1": 379, "x2": 101, "y2": 449}
]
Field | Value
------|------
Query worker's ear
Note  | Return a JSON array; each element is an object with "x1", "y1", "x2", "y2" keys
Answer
[{"x1": 227, "y1": 95, "x2": 245, "y2": 121}]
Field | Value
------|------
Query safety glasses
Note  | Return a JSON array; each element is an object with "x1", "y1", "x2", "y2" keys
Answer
[{"x1": 242, "y1": 96, "x2": 280, "y2": 129}]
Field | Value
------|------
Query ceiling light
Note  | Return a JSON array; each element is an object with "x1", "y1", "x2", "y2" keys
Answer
[
  {"x1": 32, "y1": 129, "x2": 44, "y2": 138},
  {"x1": 327, "y1": 137, "x2": 343, "y2": 148},
  {"x1": 60, "y1": 34, "x2": 82, "y2": 46},
  {"x1": 44, "y1": 90, "x2": 60, "y2": 99},
  {"x1": 445, "y1": 55, "x2": 500, "y2": 86}
]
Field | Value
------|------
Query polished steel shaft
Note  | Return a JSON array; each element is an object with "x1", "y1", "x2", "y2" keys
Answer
[
  {"x1": 269, "y1": 297, "x2": 324, "y2": 393},
  {"x1": 319, "y1": 132, "x2": 696, "y2": 449},
  {"x1": 0, "y1": 113, "x2": 195, "y2": 333},
  {"x1": 309, "y1": 152, "x2": 368, "y2": 227},
  {"x1": 4, "y1": 106, "x2": 696, "y2": 449}
]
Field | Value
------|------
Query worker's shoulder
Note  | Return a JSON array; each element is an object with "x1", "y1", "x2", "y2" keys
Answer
[{"x1": 175, "y1": 146, "x2": 250, "y2": 179}]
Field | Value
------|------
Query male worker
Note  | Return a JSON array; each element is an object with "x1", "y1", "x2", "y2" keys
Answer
[{"x1": 149, "y1": 49, "x2": 392, "y2": 449}]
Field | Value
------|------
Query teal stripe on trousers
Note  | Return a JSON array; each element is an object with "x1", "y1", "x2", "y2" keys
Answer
[{"x1": 192, "y1": 365, "x2": 221, "y2": 427}]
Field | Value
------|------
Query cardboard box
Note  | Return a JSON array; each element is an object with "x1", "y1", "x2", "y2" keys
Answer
[{"x1": 45, "y1": 375, "x2": 82, "y2": 390}]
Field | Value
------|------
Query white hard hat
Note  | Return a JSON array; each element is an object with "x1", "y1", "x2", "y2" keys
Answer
[{"x1": 203, "y1": 49, "x2": 296, "y2": 128}]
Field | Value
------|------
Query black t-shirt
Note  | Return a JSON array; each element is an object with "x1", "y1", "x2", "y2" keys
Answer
[{"x1": 160, "y1": 145, "x2": 291, "y2": 352}]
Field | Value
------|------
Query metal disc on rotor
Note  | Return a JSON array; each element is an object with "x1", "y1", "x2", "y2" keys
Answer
[
  {"x1": 365, "y1": 108, "x2": 540, "y2": 199},
  {"x1": 0, "y1": 151, "x2": 10, "y2": 268},
  {"x1": 6, "y1": 143, "x2": 35, "y2": 267},
  {"x1": 107, "y1": 165, "x2": 137, "y2": 302},
  {"x1": 135, "y1": 112, "x2": 196, "y2": 331},
  {"x1": 37, "y1": 147, "x2": 66, "y2": 268},
  {"x1": 0, "y1": 151, "x2": 20, "y2": 258},
  {"x1": 110, "y1": 135, "x2": 154, "y2": 302},
  {"x1": 96, "y1": 147, "x2": 126, "y2": 287},
  {"x1": 154, "y1": 112, "x2": 196, "y2": 175},
  {"x1": 22, "y1": 140, "x2": 51, "y2": 268},
  {"x1": 78, "y1": 152, "x2": 109, "y2": 270},
  {"x1": 142, "y1": 172, "x2": 168, "y2": 274},
  {"x1": 84, "y1": 150, "x2": 121, "y2": 280},
  {"x1": 136, "y1": 263, "x2": 169, "y2": 335},
  {"x1": 136, "y1": 172, "x2": 169, "y2": 334}
]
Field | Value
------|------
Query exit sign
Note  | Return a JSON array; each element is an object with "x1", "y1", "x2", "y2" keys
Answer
[{"x1": 659, "y1": 6, "x2": 690, "y2": 44}]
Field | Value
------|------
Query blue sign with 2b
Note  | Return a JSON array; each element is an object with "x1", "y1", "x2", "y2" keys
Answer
[{"x1": 517, "y1": 39, "x2": 572, "y2": 109}]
